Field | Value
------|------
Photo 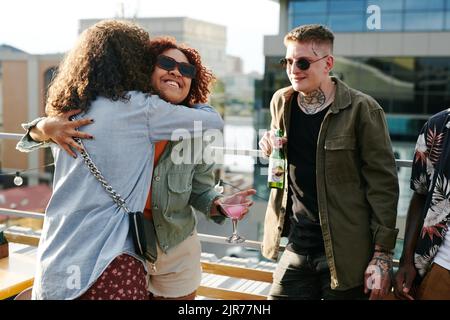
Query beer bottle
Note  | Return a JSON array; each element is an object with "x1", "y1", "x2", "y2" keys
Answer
[{"x1": 267, "y1": 129, "x2": 285, "y2": 189}]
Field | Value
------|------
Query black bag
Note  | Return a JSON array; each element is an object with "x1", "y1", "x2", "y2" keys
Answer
[{"x1": 129, "y1": 211, "x2": 157, "y2": 263}]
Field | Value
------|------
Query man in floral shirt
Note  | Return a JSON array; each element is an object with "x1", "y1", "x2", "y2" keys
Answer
[{"x1": 394, "y1": 109, "x2": 450, "y2": 300}]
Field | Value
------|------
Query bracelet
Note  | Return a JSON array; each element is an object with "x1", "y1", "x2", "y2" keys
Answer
[
  {"x1": 374, "y1": 249, "x2": 394, "y2": 255},
  {"x1": 373, "y1": 256, "x2": 393, "y2": 263}
]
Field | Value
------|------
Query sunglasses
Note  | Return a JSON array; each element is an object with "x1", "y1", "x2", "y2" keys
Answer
[
  {"x1": 279, "y1": 55, "x2": 329, "y2": 71},
  {"x1": 156, "y1": 55, "x2": 197, "y2": 79}
]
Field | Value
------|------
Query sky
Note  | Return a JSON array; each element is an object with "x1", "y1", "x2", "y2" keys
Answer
[{"x1": 0, "y1": 0, "x2": 280, "y2": 74}]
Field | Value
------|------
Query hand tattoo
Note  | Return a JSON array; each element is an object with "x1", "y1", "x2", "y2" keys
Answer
[
  {"x1": 365, "y1": 251, "x2": 394, "y2": 294},
  {"x1": 372, "y1": 252, "x2": 394, "y2": 278}
]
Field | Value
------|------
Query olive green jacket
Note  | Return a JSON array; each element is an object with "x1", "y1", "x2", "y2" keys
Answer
[
  {"x1": 261, "y1": 77, "x2": 399, "y2": 290},
  {"x1": 151, "y1": 138, "x2": 225, "y2": 253}
]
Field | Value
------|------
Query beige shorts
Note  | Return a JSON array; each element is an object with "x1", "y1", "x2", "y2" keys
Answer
[{"x1": 146, "y1": 231, "x2": 202, "y2": 298}]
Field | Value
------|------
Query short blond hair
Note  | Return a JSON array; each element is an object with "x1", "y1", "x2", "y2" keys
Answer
[{"x1": 284, "y1": 24, "x2": 334, "y2": 52}]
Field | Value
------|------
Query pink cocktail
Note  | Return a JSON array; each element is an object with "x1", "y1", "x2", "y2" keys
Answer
[
  {"x1": 220, "y1": 201, "x2": 251, "y2": 243},
  {"x1": 222, "y1": 204, "x2": 247, "y2": 219}
]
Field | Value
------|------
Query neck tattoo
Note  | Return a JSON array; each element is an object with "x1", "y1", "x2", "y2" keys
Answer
[{"x1": 298, "y1": 87, "x2": 333, "y2": 115}]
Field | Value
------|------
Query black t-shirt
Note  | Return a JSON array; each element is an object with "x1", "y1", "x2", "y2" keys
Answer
[{"x1": 286, "y1": 92, "x2": 329, "y2": 255}]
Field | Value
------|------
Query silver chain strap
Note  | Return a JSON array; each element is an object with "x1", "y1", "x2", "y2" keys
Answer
[{"x1": 73, "y1": 137, "x2": 130, "y2": 214}]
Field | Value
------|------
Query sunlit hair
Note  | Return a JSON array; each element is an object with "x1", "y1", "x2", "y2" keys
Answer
[
  {"x1": 148, "y1": 37, "x2": 215, "y2": 106},
  {"x1": 284, "y1": 24, "x2": 334, "y2": 53},
  {"x1": 46, "y1": 20, "x2": 153, "y2": 116}
]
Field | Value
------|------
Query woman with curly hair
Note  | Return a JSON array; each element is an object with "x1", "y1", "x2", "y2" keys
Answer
[
  {"x1": 16, "y1": 20, "x2": 226, "y2": 300},
  {"x1": 142, "y1": 37, "x2": 255, "y2": 300}
]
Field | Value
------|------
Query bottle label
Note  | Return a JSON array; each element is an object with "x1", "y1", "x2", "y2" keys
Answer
[
  {"x1": 273, "y1": 136, "x2": 283, "y2": 149},
  {"x1": 268, "y1": 158, "x2": 285, "y2": 183}
]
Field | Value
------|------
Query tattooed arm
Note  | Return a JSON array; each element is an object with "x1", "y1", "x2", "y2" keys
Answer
[{"x1": 364, "y1": 244, "x2": 394, "y2": 300}]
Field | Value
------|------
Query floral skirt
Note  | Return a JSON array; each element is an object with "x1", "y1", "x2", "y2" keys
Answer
[{"x1": 77, "y1": 254, "x2": 149, "y2": 300}]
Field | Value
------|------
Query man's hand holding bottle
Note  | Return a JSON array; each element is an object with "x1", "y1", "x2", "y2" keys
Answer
[{"x1": 259, "y1": 129, "x2": 288, "y2": 157}]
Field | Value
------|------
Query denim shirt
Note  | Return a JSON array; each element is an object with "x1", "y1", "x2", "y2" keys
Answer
[
  {"x1": 151, "y1": 138, "x2": 226, "y2": 253},
  {"x1": 16, "y1": 91, "x2": 224, "y2": 299}
]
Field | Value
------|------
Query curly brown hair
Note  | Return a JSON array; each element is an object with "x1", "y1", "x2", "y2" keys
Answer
[
  {"x1": 148, "y1": 37, "x2": 215, "y2": 106},
  {"x1": 46, "y1": 20, "x2": 153, "y2": 116}
]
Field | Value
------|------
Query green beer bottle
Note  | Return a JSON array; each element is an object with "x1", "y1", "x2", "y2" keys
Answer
[{"x1": 267, "y1": 129, "x2": 285, "y2": 189}]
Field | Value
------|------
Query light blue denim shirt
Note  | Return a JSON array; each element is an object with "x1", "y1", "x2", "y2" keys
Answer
[{"x1": 16, "y1": 91, "x2": 224, "y2": 300}]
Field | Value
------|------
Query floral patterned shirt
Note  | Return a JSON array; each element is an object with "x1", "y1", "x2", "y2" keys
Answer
[{"x1": 411, "y1": 108, "x2": 450, "y2": 277}]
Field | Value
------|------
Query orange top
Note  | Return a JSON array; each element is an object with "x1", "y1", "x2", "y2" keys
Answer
[{"x1": 143, "y1": 140, "x2": 169, "y2": 220}]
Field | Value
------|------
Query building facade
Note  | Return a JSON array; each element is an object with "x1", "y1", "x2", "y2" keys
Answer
[
  {"x1": 79, "y1": 17, "x2": 228, "y2": 77},
  {"x1": 254, "y1": 0, "x2": 450, "y2": 206},
  {"x1": 0, "y1": 45, "x2": 61, "y2": 184},
  {"x1": 260, "y1": 0, "x2": 450, "y2": 140}
]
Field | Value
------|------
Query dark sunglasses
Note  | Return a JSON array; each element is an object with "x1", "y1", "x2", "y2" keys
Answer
[
  {"x1": 156, "y1": 55, "x2": 197, "y2": 78},
  {"x1": 279, "y1": 55, "x2": 329, "y2": 71}
]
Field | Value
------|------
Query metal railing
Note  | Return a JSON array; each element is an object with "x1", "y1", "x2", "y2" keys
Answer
[
  {"x1": 0, "y1": 131, "x2": 413, "y2": 167},
  {"x1": 1, "y1": 133, "x2": 410, "y2": 258},
  {"x1": 0, "y1": 208, "x2": 44, "y2": 220},
  {"x1": 211, "y1": 146, "x2": 413, "y2": 168}
]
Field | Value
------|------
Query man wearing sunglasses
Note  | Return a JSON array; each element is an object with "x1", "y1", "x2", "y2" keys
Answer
[{"x1": 259, "y1": 24, "x2": 399, "y2": 300}]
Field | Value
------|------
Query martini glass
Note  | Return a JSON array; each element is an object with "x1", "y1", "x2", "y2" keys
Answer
[{"x1": 220, "y1": 198, "x2": 251, "y2": 244}]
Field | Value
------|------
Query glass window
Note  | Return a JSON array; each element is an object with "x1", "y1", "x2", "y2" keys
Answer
[
  {"x1": 328, "y1": 14, "x2": 365, "y2": 31},
  {"x1": 329, "y1": 0, "x2": 366, "y2": 12},
  {"x1": 288, "y1": 13, "x2": 294, "y2": 30},
  {"x1": 405, "y1": 0, "x2": 445, "y2": 10},
  {"x1": 426, "y1": 92, "x2": 450, "y2": 114},
  {"x1": 404, "y1": 12, "x2": 444, "y2": 30},
  {"x1": 390, "y1": 60, "x2": 416, "y2": 83},
  {"x1": 416, "y1": 58, "x2": 450, "y2": 92},
  {"x1": 446, "y1": 11, "x2": 450, "y2": 30},
  {"x1": 399, "y1": 92, "x2": 426, "y2": 114},
  {"x1": 289, "y1": 0, "x2": 328, "y2": 13},
  {"x1": 380, "y1": 12, "x2": 403, "y2": 31},
  {"x1": 291, "y1": 14, "x2": 328, "y2": 29},
  {"x1": 368, "y1": 0, "x2": 404, "y2": 11}
]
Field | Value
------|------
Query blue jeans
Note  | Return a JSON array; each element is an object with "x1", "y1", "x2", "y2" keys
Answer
[{"x1": 269, "y1": 250, "x2": 367, "y2": 300}]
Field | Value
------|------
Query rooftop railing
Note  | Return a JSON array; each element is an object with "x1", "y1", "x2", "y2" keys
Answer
[{"x1": 0, "y1": 132, "x2": 411, "y2": 299}]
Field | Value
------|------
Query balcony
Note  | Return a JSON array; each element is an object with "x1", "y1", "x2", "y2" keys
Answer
[{"x1": 0, "y1": 132, "x2": 409, "y2": 300}]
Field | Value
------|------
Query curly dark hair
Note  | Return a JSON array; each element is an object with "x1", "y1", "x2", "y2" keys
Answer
[
  {"x1": 46, "y1": 20, "x2": 153, "y2": 116},
  {"x1": 148, "y1": 37, "x2": 215, "y2": 106}
]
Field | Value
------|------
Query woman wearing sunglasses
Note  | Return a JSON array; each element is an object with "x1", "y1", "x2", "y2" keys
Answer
[
  {"x1": 18, "y1": 35, "x2": 255, "y2": 300},
  {"x1": 142, "y1": 37, "x2": 255, "y2": 300},
  {"x1": 14, "y1": 21, "x2": 227, "y2": 300}
]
